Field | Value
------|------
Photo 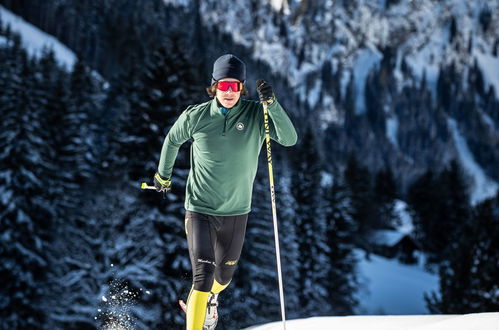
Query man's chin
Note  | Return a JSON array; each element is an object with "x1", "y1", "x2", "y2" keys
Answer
[{"x1": 222, "y1": 102, "x2": 235, "y2": 108}]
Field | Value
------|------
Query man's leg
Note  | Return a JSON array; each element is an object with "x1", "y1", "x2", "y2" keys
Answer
[
  {"x1": 213, "y1": 213, "x2": 248, "y2": 291},
  {"x1": 185, "y1": 211, "x2": 217, "y2": 330}
]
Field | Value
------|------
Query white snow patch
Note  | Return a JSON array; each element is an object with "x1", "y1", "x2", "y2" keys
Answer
[
  {"x1": 307, "y1": 79, "x2": 322, "y2": 109},
  {"x1": 477, "y1": 109, "x2": 496, "y2": 132},
  {"x1": 353, "y1": 47, "x2": 382, "y2": 114},
  {"x1": 355, "y1": 249, "x2": 438, "y2": 315},
  {"x1": 319, "y1": 95, "x2": 342, "y2": 128},
  {"x1": 246, "y1": 312, "x2": 499, "y2": 330},
  {"x1": 270, "y1": 0, "x2": 290, "y2": 15},
  {"x1": 447, "y1": 118, "x2": 499, "y2": 204},
  {"x1": 321, "y1": 171, "x2": 333, "y2": 188},
  {"x1": 474, "y1": 51, "x2": 499, "y2": 98},
  {"x1": 0, "y1": 5, "x2": 76, "y2": 69},
  {"x1": 162, "y1": 0, "x2": 190, "y2": 7},
  {"x1": 386, "y1": 115, "x2": 399, "y2": 148},
  {"x1": 394, "y1": 200, "x2": 414, "y2": 234},
  {"x1": 371, "y1": 230, "x2": 406, "y2": 246}
]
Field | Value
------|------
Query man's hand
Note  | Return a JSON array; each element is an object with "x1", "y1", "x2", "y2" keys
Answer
[
  {"x1": 154, "y1": 173, "x2": 172, "y2": 193},
  {"x1": 256, "y1": 80, "x2": 275, "y2": 104}
]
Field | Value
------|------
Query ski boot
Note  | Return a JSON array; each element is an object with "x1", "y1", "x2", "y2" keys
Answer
[{"x1": 203, "y1": 292, "x2": 219, "y2": 330}]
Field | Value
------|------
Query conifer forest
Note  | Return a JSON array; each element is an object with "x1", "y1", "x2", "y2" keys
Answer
[{"x1": 0, "y1": 1, "x2": 498, "y2": 329}]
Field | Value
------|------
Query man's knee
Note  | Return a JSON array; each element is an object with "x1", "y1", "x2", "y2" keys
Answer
[
  {"x1": 193, "y1": 259, "x2": 216, "y2": 292},
  {"x1": 216, "y1": 263, "x2": 238, "y2": 285}
]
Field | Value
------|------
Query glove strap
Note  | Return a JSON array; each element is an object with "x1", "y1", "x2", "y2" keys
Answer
[
  {"x1": 263, "y1": 94, "x2": 276, "y2": 106},
  {"x1": 155, "y1": 173, "x2": 171, "y2": 187}
]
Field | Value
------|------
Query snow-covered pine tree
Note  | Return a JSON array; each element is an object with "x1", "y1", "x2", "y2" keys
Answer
[
  {"x1": 435, "y1": 160, "x2": 471, "y2": 256},
  {"x1": 323, "y1": 169, "x2": 359, "y2": 315},
  {"x1": 289, "y1": 125, "x2": 330, "y2": 317},
  {"x1": 373, "y1": 167, "x2": 399, "y2": 229},
  {"x1": 114, "y1": 36, "x2": 203, "y2": 182},
  {"x1": 426, "y1": 193, "x2": 498, "y2": 313},
  {"x1": 35, "y1": 51, "x2": 105, "y2": 329},
  {"x1": 409, "y1": 160, "x2": 471, "y2": 266},
  {"x1": 344, "y1": 153, "x2": 375, "y2": 240},
  {"x1": 0, "y1": 36, "x2": 55, "y2": 328},
  {"x1": 68, "y1": 59, "x2": 103, "y2": 181},
  {"x1": 407, "y1": 169, "x2": 439, "y2": 258}
]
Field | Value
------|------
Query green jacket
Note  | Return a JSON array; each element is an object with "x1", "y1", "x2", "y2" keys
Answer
[{"x1": 158, "y1": 97, "x2": 297, "y2": 216}]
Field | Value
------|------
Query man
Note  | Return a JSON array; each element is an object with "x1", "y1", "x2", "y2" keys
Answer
[{"x1": 154, "y1": 54, "x2": 297, "y2": 330}]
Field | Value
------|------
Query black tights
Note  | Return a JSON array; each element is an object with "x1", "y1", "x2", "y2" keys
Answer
[{"x1": 185, "y1": 211, "x2": 248, "y2": 292}]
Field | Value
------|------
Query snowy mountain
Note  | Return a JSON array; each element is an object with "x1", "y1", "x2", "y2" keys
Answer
[
  {"x1": 0, "y1": 5, "x2": 76, "y2": 69},
  {"x1": 246, "y1": 312, "x2": 499, "y2": 330}
]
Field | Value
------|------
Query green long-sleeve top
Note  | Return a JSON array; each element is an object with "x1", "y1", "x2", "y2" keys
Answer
[{"x1": 158, "y1": 97, "x2": 297, "y2": 216}]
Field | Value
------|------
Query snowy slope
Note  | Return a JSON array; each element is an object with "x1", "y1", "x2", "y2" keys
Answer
[
  {"x1": 447, "y1": 118, "x2": 499, "y2": 204},
  {"x1": 246, "y1": 312, "x2": 499, "y2": 330},
  {"x1": 355, "y1": 250, "x2": 438, "y2": 315},
  {"x1": 0, "y1": 5, "x2": 76, "y2": 69}
]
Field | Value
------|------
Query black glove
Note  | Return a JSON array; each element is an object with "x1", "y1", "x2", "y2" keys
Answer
[
  {"x1": 256, "y1": 80, "x2": 275, "y2": 104},
  {"x1": 154, "y1": 172, "x2": 172, "y2": 193}
]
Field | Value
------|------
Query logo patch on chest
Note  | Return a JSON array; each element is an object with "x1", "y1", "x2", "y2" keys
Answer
[{"x1": 236, "y1": 122, "x2": 245, "y2": 131}]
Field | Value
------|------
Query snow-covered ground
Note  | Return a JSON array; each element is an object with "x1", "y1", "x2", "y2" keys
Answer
[
  {"x1": 246, "y1": 312, "x2": 499, "y2": 330},
  {"x1": 447, "y1": 118, "x2": 499, "y2": 204},
  {"x1": 356, "y1": 202, "x2": 438, "y2": 315},
  {"x1": 0, "y1": 5, "x2": 76, "y2": 69},
  {"x1": 355, "y1": 249, "x2": 438, "y2": 315}
]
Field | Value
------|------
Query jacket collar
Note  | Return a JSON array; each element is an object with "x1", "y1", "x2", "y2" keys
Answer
[{"x1": 210, "y1": 97, "x2": 242, "y2": 118}]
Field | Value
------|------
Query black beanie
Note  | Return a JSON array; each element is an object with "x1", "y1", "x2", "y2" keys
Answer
[{"x1": 211, "y1": 54, "x2": 246, "y2": 85}]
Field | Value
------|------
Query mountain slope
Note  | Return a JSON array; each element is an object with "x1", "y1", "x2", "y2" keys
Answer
[
  {"x1": 0, "y1": 5, "x2": 76, "y2": 68},
  {"x1": 192, "y1": 0, "x2": 499, "y2": 202}
]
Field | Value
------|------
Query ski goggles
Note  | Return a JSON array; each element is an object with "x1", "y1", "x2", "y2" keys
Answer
[{"x1": 216, "y1": 81, "x2": 243, "y2": 92}]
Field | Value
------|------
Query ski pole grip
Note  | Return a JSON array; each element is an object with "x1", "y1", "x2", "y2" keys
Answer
[{"x1": 141, "y1": 182, "x2": 156, "y2": 190}]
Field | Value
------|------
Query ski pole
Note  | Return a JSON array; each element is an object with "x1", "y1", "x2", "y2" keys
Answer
[
  {"x1": 140, "y1": 182, "x2": 156, "y2": 190},
  {"x1": 262, "y1": 101, "x2": 287, "y2": 330}
]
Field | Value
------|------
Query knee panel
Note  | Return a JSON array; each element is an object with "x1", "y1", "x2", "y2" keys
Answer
[{"x1": 193, "y1": 258, "x2": 216, "y2": 292}]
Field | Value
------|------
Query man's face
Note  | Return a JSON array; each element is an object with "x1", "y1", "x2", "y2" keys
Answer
[{"x1": 216, "y1": 78, "x2": 242, "y2": 109}]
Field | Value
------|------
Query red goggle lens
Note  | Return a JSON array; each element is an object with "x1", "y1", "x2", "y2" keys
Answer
[{"x1": 217, "y1": 81, "x2": 242, "y2": 92}]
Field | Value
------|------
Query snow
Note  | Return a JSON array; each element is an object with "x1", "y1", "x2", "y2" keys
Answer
[
  {"x1": 402, "y1": 15, "x2": 445, "y2": 98},
  {"x1": 474, "y1": 51, "x2": 499, "y2": 97},
  {"x1": 447, "y1": 118, "x2": 499, "y2": 204},
  {"x1": 370, "y1": 230, "x2": 405, "y2": 246},
  {"x1": 477, "y1": 109, "x2": 496, "y2": 132},
  {"x1": 270, "y1": 0, "x2": 290, "y2": 15},
  {"x1": 355, "y1": 250, "x2": 438, "y2": 315},
  {"x1": 0, "y1": 5, "x2": 76, "y2": 69},
  {"x1": 353, "y1": 47, "x2": 382, "y2": 115},
  {"x1": 307, "y1": 80, "x2": 322, "y2": 109},
  {"x1": 246, "y1": 312, "x2": 499, "y2": 330},
  {"x1": 386, "y1": 115, "x2": 399, "y2": 148},
  {"x1": 394, "y1": 200, "x2": 414, "y2": 234},
  {"x1": 162, "y1": 0, "x2": 190, "y2": 7}
]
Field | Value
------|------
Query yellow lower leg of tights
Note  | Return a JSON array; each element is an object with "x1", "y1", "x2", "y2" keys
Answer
[
  {"x1": 186, "y1": 290, "x2": 210, "y2": 330},
  {"x1": 211, "y1": 279, "x2": 229, "y2": 294},
  {"x1": 185, "y1": 280, "x2": 230, "y2": 329}
]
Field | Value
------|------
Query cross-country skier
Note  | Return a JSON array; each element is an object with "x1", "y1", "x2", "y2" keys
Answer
[{"x1": 154, "y1": 54, "x2": 297, "y2": 330}]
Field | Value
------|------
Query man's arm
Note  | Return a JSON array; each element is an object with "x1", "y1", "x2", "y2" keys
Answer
[
  {"x1": 266, "y1": 100, "x2": 298, "y2": 147},
  {"x1": 256, "y1": 80, "x2": 297, "y2": 147},
  {"x1": 158, "y1": 110, "x2": 192, "y2": 179}
]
